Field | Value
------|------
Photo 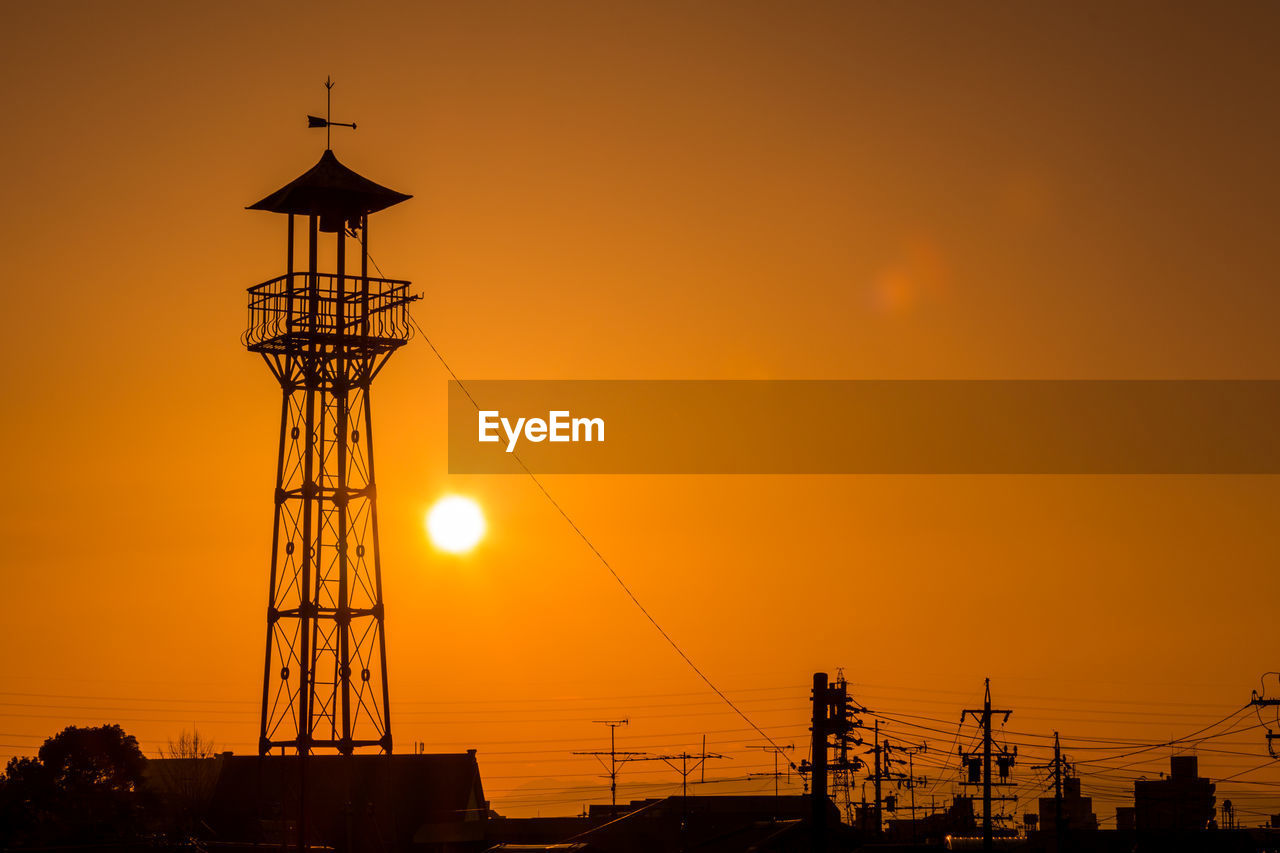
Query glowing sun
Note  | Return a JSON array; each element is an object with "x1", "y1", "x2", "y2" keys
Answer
[{"x1": 426, "y1": 495, "x2": 486, "y2": 554}]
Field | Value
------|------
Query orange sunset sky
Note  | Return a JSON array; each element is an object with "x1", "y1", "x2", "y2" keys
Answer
[{"x1": 3, "y1": 0, "x2": 1280, "y2": 820}]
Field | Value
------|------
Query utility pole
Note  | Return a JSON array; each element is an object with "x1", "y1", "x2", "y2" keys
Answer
[
  {"x1": 1054, "y1": 732, "x2": 1063, "y2": 836},
  {"x1": 1032, "y1": 730, "x2": 1071, "y2": 845},
  {"x1": 897, "y1": 744, "x2": 928, "y2": 840},
  {"x1": 800, "y1": 671, "x2": 867, "y2": 850},
  {"x1": 865, "y1": 723, "x2": 891, "y2": 836},
  {"x1": 829, "y1": 671, "x2": 865, "y2": 826},
  {"x1": 1249, "y1": 690, "x2": 1280, "y2": 756},
  {"x1": 810, "y1": 672, "x2": 830, "y2": 853},
  {"x1": 1054, "y1": 733, "x2": 1063, "y2": 803},
  {"x1": 573, "y1": 719, "x2": 644, "y2": 809},
  {"x1": 862, "y1": 727, "x2": 924, "y2": 839},
  {"x1": 749, "y1": 743, "x2": 796, "y2": 817},
  {"x1": 873, "y1": 721, "x2": 883, "y2": 835},
  {"x1": 960, "y1": 679, "x2": 1016, "y2": 852}
]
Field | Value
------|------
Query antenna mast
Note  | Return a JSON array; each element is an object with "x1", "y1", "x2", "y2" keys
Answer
[{"x1": 573, "y1": 719, "x2": 643, "y2": 808}]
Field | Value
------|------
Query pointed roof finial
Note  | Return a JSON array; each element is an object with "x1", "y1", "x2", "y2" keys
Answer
[{"x1": 306, "y1": 76, "x2": 356, "y2": 150}]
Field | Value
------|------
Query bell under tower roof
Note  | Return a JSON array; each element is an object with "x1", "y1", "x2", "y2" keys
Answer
[{"x1": 247, "y1": 148, "x2": 411, "y2": 222}]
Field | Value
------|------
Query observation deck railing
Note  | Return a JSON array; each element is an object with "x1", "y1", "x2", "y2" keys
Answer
[{"x1": 245, "y1": 272, "x2": 416, "y2": 355}]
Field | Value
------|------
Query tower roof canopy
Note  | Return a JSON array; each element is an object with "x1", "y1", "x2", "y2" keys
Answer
[{"x1": 247, "y1": 149, "x2": 411, "y2": 225}]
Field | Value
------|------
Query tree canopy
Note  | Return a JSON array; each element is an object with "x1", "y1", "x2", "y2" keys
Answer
[{"x1": 0, "y1": 724, "x2": 148, "y2": 846}]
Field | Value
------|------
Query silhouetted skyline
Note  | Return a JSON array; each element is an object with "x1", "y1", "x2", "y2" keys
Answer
[{"x1": 2, "y1": 0, "x2": 1279, "y2": 823}]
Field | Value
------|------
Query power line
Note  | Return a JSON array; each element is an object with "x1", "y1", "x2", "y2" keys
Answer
[{"x1": 404, "y1": 311, "x2": 793, "y2": 763}]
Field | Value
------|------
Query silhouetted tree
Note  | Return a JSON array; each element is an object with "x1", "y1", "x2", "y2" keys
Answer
[
  {"x1": 0, "y1": 756, "x2": 55, "y2": 846},
  {"x1": 154, "y1": 728, "x2": 221, "y2": 836},
  {"x1": 0, "y1": 723, "x2": 148, "y2": 846},
  {"x1": 162, "y1": 728, "x2": 218, "y2": 760}
]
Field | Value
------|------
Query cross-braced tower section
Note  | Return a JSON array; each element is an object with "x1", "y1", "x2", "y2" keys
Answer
[{"x1": 244, "y1": 149, "x2": 416, "y2": 756}]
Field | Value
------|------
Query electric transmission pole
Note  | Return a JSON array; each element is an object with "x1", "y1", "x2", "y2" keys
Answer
[
  {"x1": 862, "y1": 726, "x2": 925, "y2": 838},
  {"x1": 800, "y1": 673, "x2": 866, "y2": 852},
  {"x1": 1249, "y1": 689, "x2": 1280, "y2": 756},
  {"x1": 1032, "y1": 731, "x2": 1071, "y2": 839},
  {"x1": 573, "y1": 719, "x2": 644, "y2": 809},
  {"x1": 799, "y1": 672, "x2": 870, "y2": 850},
  {"x1": 960, "y1": 678, "x2": 1016, "y2": 852},
  {"x1": 898, "y1": 743, "x2": 928, "y2": 839},
  {"x1": 873, "y1": 721, "x2": 883, "y2": 834},
  {"x1": 828, "y1": 672, "x2": 865, "y2": 826},
  {"x1": 809, "y1": 673, "x2": 830, "y2": 853}
]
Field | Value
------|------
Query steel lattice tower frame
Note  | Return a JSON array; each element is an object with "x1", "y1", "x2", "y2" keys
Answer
[{"x1": 244, "y1": 147, "x2": 415, "y2": 756}]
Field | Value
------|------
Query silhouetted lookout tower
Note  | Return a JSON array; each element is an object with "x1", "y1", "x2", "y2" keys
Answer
[{"x1": 244, "y1": 141, "x2": 416, "y2": 756}]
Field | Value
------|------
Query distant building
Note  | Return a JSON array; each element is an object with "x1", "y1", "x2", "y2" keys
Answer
[
  {"x1": 1133, "y1": 755, "x2": 1216, "y2": 832},
  {"x1": 487, "y1": 816, "x2": 605, "y2": 846},
  {"x1": 493, "y1": 795, "x2": 848, "y2": 853},
  {"x1": 587, "y1": 800, "x2": 659, "y2": 820},
  {"x1": 1115, "y1": 806, "x2": 1135, "y2": 832},
  {"x1": 1037, "y1": 776, "x2": 1097, "y2": 832},
  {"x1": 145, "y1": 752, "x2": 487, "y2": 853},
  {"x1": 883, "y1": 795, "x2": 976, "y2": 844},
  {"x1": 487, "y1": 801, "x2": 664, "y2": 848}
]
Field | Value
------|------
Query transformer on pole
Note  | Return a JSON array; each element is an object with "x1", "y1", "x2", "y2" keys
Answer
[
  {"x1": 960, "y1": 678, "x2": 1016, "y2": 851},
  {"x1": 244, "y1": 120, "x2": 416, "y2": 757}
]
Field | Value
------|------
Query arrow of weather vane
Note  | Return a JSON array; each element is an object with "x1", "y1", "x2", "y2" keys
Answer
[{"x1": 308, "y1": 76, "x2": 356, "y2": 148}]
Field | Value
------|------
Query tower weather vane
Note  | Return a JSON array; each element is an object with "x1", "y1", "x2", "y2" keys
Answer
[{"x1": 307, "y1": 76, "x2": 357, "y2": 149}]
